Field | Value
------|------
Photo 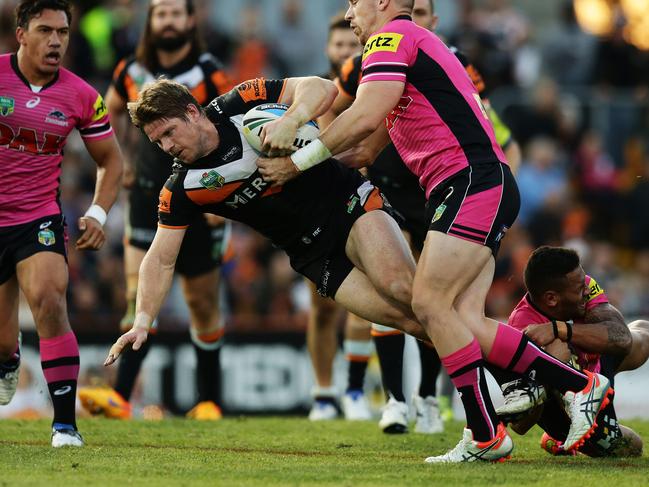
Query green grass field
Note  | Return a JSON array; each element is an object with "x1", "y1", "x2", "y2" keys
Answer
[{"x1": 1, "y1": 418, "x2": 647, "y2": 486}]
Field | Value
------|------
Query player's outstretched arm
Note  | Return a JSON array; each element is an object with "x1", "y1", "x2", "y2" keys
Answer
[
  {"x1": 104, "y1": 226, "x2": 186, "y2": 365},
  {"x1": 105, "y1": 86, "x2": 137, "y2": 188},
  {"x1": 77, "y1": 135, "x2": 124, "y2": 250}
]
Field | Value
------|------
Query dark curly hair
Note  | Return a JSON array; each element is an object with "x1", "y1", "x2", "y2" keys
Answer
[{"x1": 524, "y1": 246, "x2": 581, "y2": 301}]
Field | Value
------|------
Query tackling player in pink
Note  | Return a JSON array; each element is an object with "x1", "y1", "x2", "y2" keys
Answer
[
  {"x1": 508, "y1": 275, "x2": 608, "y2": 373},
  {"x1": 257, "y1": 0, "x2": 613, "y2": 463},
  {"x1": 358, "y1": 17, "x2": 507, "y2": 196}
]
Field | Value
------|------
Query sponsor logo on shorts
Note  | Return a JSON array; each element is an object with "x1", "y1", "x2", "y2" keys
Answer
[
  {"x1": 0, "y1": 96, "x2": 15, "y2": 116},
  {"x1": 317, "y1": 259, "x2": 332, "y2": 297},
  {"x1": 300, "y1": 226, "x2": 322, "y2": 246},
  {"x1": 45, "y1": 109, "x2": 69, "y2": 127},
  {"x1": 200, "y1": 170, "x2": 226, "y2": 190},
  {"x1": 37, "y1": 228, "x2": 56, "y2": 246},
  {"x1": 40, "y1": 221, "x2": 52, "y2": 229},
  {"x1": 347, "y1": 195, "x2": 359, "y2": 214},
  {"x1": 432, "y1": 203, "x2": 446, "y2": 223},
  {"x1": 362, "y1": 33, "x2": 404, "y2": 60},
  {"x1": 494, "y1": 225, "x2": 509, "y2": 243}
]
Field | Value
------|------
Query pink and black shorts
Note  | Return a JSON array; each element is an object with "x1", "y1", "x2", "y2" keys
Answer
[{"x1": 425, "y1": 162, "x2": 519, "y2": 256}]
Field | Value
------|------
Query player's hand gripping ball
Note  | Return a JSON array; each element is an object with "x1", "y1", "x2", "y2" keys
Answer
[{"x1": 242, "y1": 103, "x2": 319, "y2": 156}]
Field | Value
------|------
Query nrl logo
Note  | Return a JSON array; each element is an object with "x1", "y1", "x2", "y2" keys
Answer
[
  {"x1": 0, "y1": 96, "x2": 15, "y2": 116},
  {"x1": 200, "y1": 170, "x2": 225, "y2": 190}
]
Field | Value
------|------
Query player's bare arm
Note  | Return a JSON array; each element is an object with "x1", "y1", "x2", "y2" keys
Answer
[
  {"x1": 260, "y1": 77, "x2": 338, "y2": 156},
  {"x1": 322, "y1": 77, "x2": 391, "y2": 169},
  {"x1": 321, "y1": 80, "x2": 402, "y2": 156},
  {"x1": 524, "y1": 303, "x2": 631, "y2": 355},
  {"x1": 336, "y1": 123, "x2": 390, "y2": 169},
  {"x1": 257, "y1": 80, "x2": 403, "y2": 186},
  {"x1": 105, "y1": 86, "x2": 137, "y2": 188},
  {"x1": 76, "y1": 135, "x2": 123, "y2": 251},
  {"x1": 104, "y1": 226, "x2": 186, "y2": 365}
]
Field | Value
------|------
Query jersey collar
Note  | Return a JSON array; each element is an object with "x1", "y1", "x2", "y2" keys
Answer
[
  {"x1": 10, "y1": 53, "x2": 60, "y2": 92},
  {"x1": 178, "y1": 118, "x2": 242, "y2": 169},
  {"x1": 392, "y1": 15, "x2": 412, "y2": 21},
  {"x1": 525, "y1": 294, "x2": 557, "y2": 321}
]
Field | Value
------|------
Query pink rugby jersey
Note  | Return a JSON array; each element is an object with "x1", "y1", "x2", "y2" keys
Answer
[
  {"x1": 507, "y1": 275, "x2": 609, "y2": 373},
  {"x1": 0, "y1": 54, "x2": 113, "y2": 226},
  {"x1": 359, "y1": 16, "x2": 507, "y2": 197}
]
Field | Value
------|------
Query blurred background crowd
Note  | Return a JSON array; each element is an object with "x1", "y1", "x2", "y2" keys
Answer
[{"x1": 1, "y1": 0, "x2": 648, "y2": 335}]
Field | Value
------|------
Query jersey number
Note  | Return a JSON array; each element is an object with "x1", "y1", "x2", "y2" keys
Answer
[{"x1": 385, "y1": 96, "x2": 412, "y2": 131}]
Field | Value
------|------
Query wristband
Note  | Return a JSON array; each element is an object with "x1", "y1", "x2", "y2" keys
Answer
[
  {"x1": 551, "y1": 319, "x2": 559, "y2": 339},
  {"x1": 290, "y1": 138, "x2": 332, "y2": 172},
  {"x1": 565, "y1": 320, "x2": 573, "y2": 342},
  {"x1": 84, "y1": 204, "x2": 107, "y2": 226}
]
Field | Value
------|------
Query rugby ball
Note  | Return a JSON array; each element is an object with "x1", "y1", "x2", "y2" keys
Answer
[{"x1": 242, "y1": 103, "x2": 319, "y2": 155}]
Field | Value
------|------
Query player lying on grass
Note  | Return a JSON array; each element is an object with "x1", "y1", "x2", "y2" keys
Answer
[{"x1": 498, "y1": 246, "x2": 648, "y2": 457}]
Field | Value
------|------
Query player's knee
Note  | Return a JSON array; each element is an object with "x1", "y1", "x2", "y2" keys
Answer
[
  {"x1": 186, "y1": 294, "x2": 217, "y2": 326},
  {"x1": 629, "y1": 319, "x2": 649, "y2": 337},
  {"x1": 411, "y1": 287, "x2": 451, "y2": 328},
  {"x1": 311, "y1": 300, "x2": 339, "y2": 328},
  {"x1": 31, "y1": 289, "x2": 67, "y2": 326},
  {"x1": 375, "y1": 270, "x2": 413, "y2": 306},
  {"x1": 396, "y1": 320, "x2": 429, "y2": 342},
  {"x1": 455, "y1": 301, "x2": 483, "y2": 330}
]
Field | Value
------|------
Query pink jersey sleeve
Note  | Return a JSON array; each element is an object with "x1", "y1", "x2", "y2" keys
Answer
[
  {"x1": 584, "y1": 275, "x2": 608, "y2": 310},
  {"x1": 77, "y1": 82, "x2": 112, "y2": 141},
  {"x1": 360, "y1": 26, "x2": 415, "y2": 84}
]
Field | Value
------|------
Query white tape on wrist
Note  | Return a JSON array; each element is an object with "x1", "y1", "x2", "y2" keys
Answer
[
  {"x1": 290, "y1": 138, "x2": 332, "y2": 172},
  {"x1": 84, "y1": 204, "x2": 107, "y2": 226}
]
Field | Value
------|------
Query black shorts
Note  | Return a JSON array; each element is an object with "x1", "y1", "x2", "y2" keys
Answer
[
  {"x1": 367, "y1": 168, "x2": 427, "y2": 253},
  {"x1": 425, "y1": 162, "x2": 519, "y2": 256},
  {"x1": 0, "y1": 213, "x2": 67, "y2": 285},
  {"x1": 599, "y1": 353, "x2": 625, "y2": 387},
  {"x1": 127, "y1": 187, "x2": 230, "y2": 277},
  {"x1": 286, "y1": 177, "x2": 392, "y2": 298}
]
